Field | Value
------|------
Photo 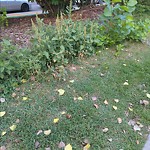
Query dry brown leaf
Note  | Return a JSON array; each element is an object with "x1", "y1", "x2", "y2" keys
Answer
[
  {"x1": 0, "y1": 146, "x2": 6, "y2": 150},
  {"x1": 35, "y1": 141, "x2": 40, "y2": 149},
  {"x1": 12, "y1": 93, "x2": 17, "y2": 98},
  {"x1": 58, "y1": 141, "x2": 65, "y2": 148},
  {"x1": 140, "y1": 100, "x2": 149, "y2": 106},
  {"x1": 37, "y1": 130, "x2": 43, "y2": 135},
  {"x1": 92, "y1": 96, "x2": 97, "y2": 101},
  {"x1": 128, "y1": 119, "x2": 136, "y2": 126},
  {"x1": 66, "y1": 114, "x2": 72, "y2": 119},
  {"x1": 136, "y1": 140, "x2": 140, "y2": 145},
  {"x1": 93, "y1": 104, "x2": 99, "y2": 109}
]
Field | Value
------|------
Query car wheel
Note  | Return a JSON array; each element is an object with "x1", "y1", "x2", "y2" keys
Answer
[{"x1": 21, "y1": 3, "x2": 29, "y2": 12}]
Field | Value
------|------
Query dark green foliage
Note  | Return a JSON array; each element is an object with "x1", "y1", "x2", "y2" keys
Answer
[
  {"x1": 0, "y1": 8, "x2": 7, "y2": 26},
  {"x1": 96, "y1": 0, "x2": 150, "y2": 46}
]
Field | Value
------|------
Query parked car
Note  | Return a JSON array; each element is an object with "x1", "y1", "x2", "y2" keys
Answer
[{"x1": 0, "y1": 0, "x2": 32, "y2": 12}]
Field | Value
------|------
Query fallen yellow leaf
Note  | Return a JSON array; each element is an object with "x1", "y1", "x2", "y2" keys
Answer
[
  {"x1": 114, "y1": 99, "x2": 119, "y2": 103},
  {"x1": 10, "y1": 125, "x2": 16, "y2": 131},
  {"x1": 102, "y1": 128, "x2": 109, "y2": 133},
  {"x1": 83, "y1": 143, "x2": 90, "y2": 150},
  {"x1": 146, "y1": 93, "x2": 150, "y2": 99},
  {"x1": 44, "y1": 130, "x2": 51, "y2": 135},
  {"x1": 123, "y1": 82, "x2": 129, "y2": 85},
  {"x1": 78, "y1": 97, "x2": 83, "y2": 100},
  {"x1": 69, "y1": 80, "x2": 74, "y2": 83},
  {"x1": 117, "y1": 118, "x2": 122, "y2": 124},
  {"x1": 65, "y1": 144, "x2": 72, "y2": 150},
  {"x1": 128, "y1": 107, "x2": 133, "y2": 111},
  {"x1": 0, "y1": 111, "x2": 6, "y2": 117},
  {"x1": 1, "y1": 131, "x2": 6, "y2": 136},
  {"x1": 61, "y1": 111, "x2": 66, "y2": 115},
  {"x1": 113, "y1": 106, "x2": 117, "y2": 110},
  {"x1": 21, "y1": 79, "x2": 27, "y2": 83},
  {"x1": 53, "y1": 118, "x2": 59, "y2": 124},
  {"x1": 58, "y1": 89, "x2": 65, "y2": 96},
  {"x1": 104, "y1": 100, "x2": 108, "y2": 105},
  {"x1": 22, "y1": 97, "x2": 28, "y2": 100}
]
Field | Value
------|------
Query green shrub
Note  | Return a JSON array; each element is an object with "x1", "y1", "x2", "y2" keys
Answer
[
  {"x1": 31, "y1": 15, "x2": 99, "y2": 69},
  {"x1": 96, "y1": 0, "x2": 150, "y2": 46}
]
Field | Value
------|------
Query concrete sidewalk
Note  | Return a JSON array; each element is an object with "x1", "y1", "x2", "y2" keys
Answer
[
  {"x1": 7, "y1": 10, "x2": 44, "y2": 18},
  {"x1": 143, "y1": 135, "x2": 150, "y2": 150}
]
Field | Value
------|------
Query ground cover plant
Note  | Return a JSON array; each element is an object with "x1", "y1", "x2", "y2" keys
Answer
[
  {"x1": 0, "y1": 41, "x2": 150, "y2": 149},
  {"x1": 0, "y1": 0, "x2": 150, "y2": 149}
]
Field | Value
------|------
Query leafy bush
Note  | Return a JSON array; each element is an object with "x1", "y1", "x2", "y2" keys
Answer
[
  {"x1": 96, "y1": 0, "x2": 150, "y2": 46},
  {"x1": 31, "y1": 15, "x2": 99, "y2": 69}
]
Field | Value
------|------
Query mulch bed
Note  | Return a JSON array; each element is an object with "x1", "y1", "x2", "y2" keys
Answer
[{"x1": 0, "y1": 5, "x2": 104, "y2": 47}]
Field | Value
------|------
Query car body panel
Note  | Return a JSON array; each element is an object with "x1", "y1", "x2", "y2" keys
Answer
[{"x1": 0, "y1": 0, "x2": 32, "y2": 11}]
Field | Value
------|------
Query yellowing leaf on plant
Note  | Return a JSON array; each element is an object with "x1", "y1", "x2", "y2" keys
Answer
[
  {"x1": 113, "y1": 106, "x2": 117, "y2": 110},
  {"x1": 65, "y1": 144, "x2": 72, "y2": 150},
  {"x1": 1, "y1": 131, "x2": 6, "y2": 136},
  {"x1": 58, "y1": 89, "x2": 65, "y2": 96},
  {"x1": 83, "y1": 143, "x2": 90, "y2": 150},
  {"x1": 78, "y1": 97, "x2": 83, "y2": 100},
  {"x1": 69, "y1": 80, "x2": 74, "y2": 83},
  {"x1": 10, "y1": 125, "x2": 16, "y2": 131},
  {"x1": 22, "y1": 97, "x2": 28, "y2": 101},
  {"x1": 146, "y1": 93, "x2": 150, "y2": 99},
  {"x1": 44, "y1": 129, "x2": 51, "y2": 135},
  {"x1": 21, "y1": 79, "x2": 27, "y2": 83},
  {"x1": 0, "y1": 111, "x2": 6, "y2": 117},
  {"x1": 53, "y1": 118, "x2": 59, "y2": 124}
]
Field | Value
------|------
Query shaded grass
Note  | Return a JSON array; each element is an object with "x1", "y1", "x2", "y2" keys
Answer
[{"x1": 0, "y1": 42, "x2": 150, "y2": 150}]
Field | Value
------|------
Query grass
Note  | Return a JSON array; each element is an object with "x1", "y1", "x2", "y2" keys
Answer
[{"x1": 0, "y1": 41, "x2": 150, "y2": 150}]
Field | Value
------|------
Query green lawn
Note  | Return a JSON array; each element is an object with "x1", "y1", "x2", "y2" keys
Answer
[{"x1": 1, "y1": 41, "x2": 150, "y2": 150}]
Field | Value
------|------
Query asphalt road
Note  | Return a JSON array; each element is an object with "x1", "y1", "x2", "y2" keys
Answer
[{"x1": 7, "y1": 2, "x2": 44, "y2": 18}]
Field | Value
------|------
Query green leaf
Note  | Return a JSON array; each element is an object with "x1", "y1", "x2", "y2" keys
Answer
[
  {"x1": 112, "y1": 0, "x2": 121, "y2": 3},
  {"x1": 104, "y1": 7, "x2": 112, "y2": 17},
  {"x1": 120, "y1": 6, "x2": 129, "y2": 11},
  {"x1": 43, "y1": 51, "x2": 49, "y2": 59},
  {"x1": 60, "y1": 45, "x2": 65, "y2": 51},
  {"x1": 127, "y1": 0, "x2": 137, "y2": 7}
]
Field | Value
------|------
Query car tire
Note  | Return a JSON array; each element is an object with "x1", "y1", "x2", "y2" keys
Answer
[{"x1": 21, "y1": 3, "x2": 29, "y2": 12}]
